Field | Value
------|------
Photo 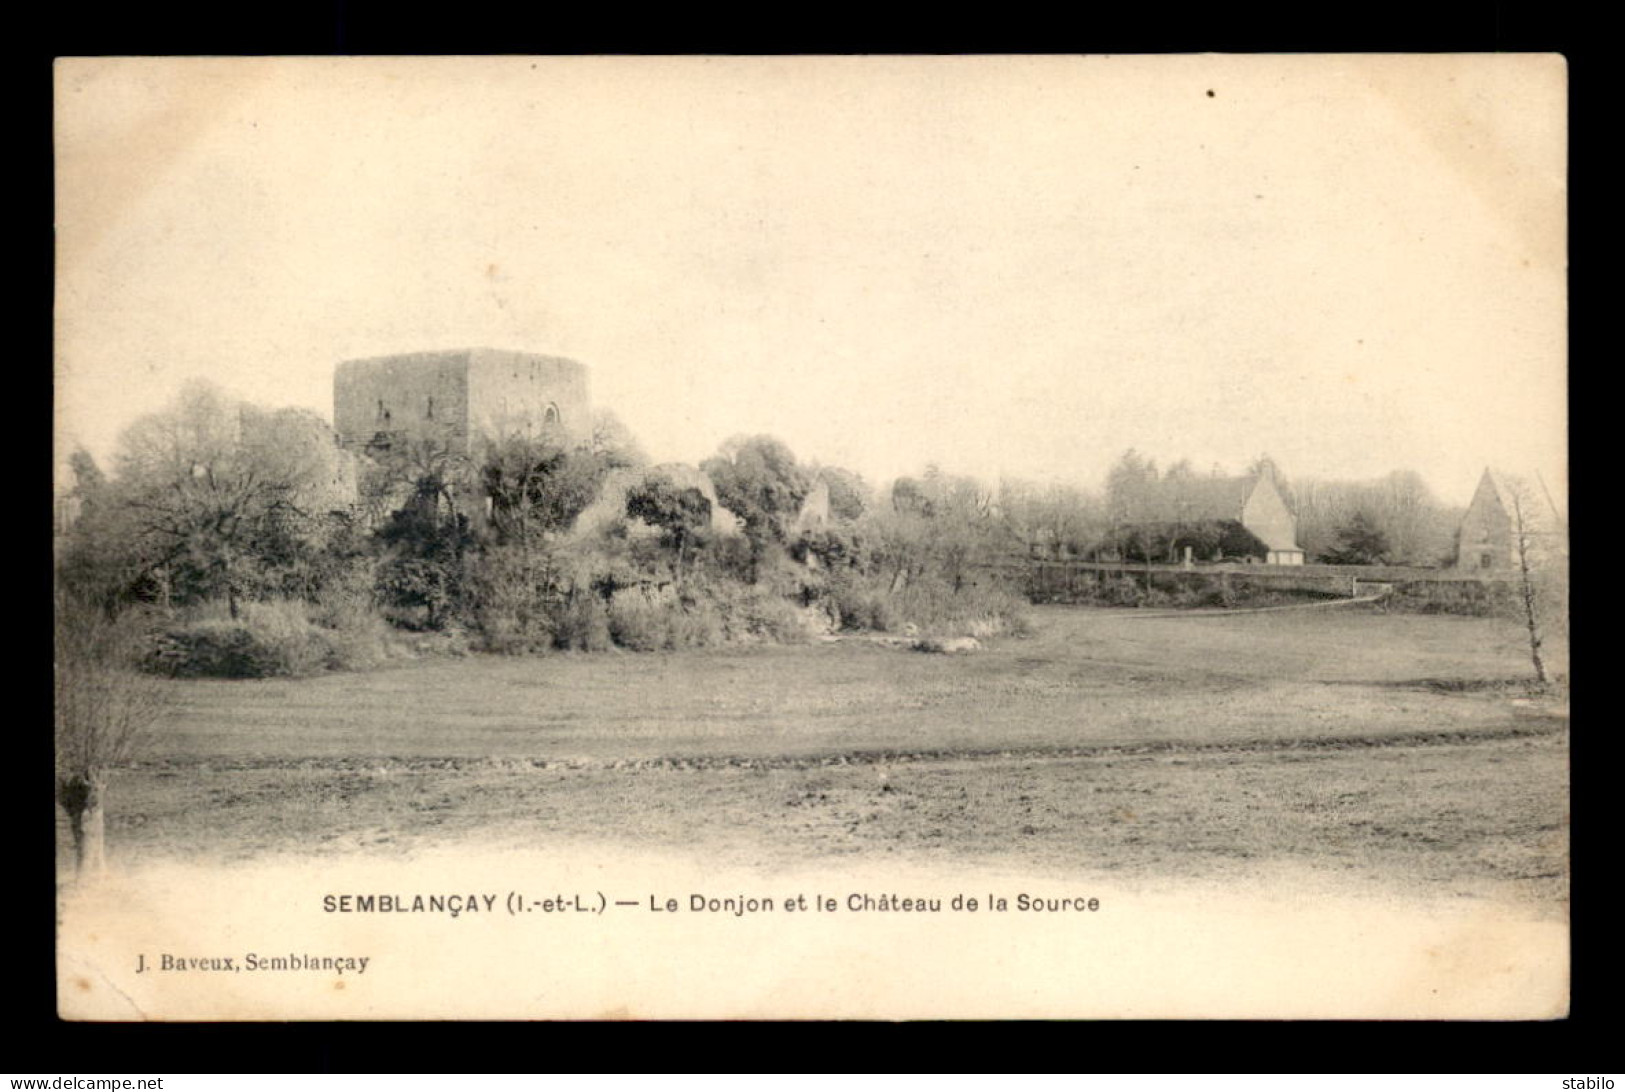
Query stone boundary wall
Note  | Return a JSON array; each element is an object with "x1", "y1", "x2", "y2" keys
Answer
[{"x1": 996, "y1": 559, "x2": 1518, "y2": 615}]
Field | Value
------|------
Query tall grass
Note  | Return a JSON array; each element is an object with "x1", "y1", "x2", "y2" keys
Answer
[
  {"x1": 604, "y1": 580, "x2": 821, "y2": 651},
  {"x1": 823, "y1": 572, "x2": 1030, "y2": 639}
]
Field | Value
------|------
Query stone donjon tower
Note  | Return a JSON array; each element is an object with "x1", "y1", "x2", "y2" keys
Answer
[{"x1": 333, "y1": 348, "x2": 591, "y2": 455}]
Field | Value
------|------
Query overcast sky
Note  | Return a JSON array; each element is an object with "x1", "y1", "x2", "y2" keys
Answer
[{"x1": 54, "y1": 55, "x2": 1566, "y2": 506}]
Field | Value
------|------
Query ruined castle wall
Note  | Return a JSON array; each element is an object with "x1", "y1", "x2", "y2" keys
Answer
[
  {"x1": 574, "y1": 464, "x2": 744, "y2": 540},
  {"x1": 465, "y1": 350, "x2": 592, "y2": 448},
  {"x1": 333, "y1": 352, "x2": 472, "y2": 452}
]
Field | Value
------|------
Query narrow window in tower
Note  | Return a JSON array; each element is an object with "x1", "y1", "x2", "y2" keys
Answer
[
  {"x1": 426, "y1": 396, "x2": 434, "y2": 420},
  {"x1": 544, "y1": 404, "x2": 561, "y2": 426}
]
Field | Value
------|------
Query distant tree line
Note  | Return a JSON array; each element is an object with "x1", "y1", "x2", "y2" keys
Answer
[
  {"x1": 1292, "y1": 470, "x2": 1463, "y2": 567},
  {"x1": 1001, "y1": 450, "x2": 1466, "y2": 568}
]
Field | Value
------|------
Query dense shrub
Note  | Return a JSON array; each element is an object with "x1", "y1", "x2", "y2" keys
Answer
[
  {"x1": 145, "y1": 599, "x2": 404, "y2": 678},
  {"x1": 814, "y1": 570, "x2": 1028, "y2": 639},
  {"x1": 305, "y1": 567, "x2": 398, "y2": 669},
  {"x1": 1096, "y1": 574, "x2": 1152, "y2": 608},
  {"x1": 376, "y1": 555, "x2": 468, "y2": 631},
  {"x1": 1027, "y1": 568, "x2": 1358, "y2": 610},
  {"x1": 603, "y1": 587, "x2": 732, "y2": 651},
  {"x1": 892, "y1": 575, "x2": 1033, "y2": 638},
  {"x1": 140, "y1": 556, "x2": 1030, "y2": 671},
  {"x1": 476, "y1": 610, "x2": 554, "y2": 655},
  {"x1": 596, "y1": 578, "x2": 824, "y2": 651},
  {"x1": 735, "y1": 587, "x2": 822, "y2": 644},
  {"x1": 550, "y1": 593, "x2": 614, "y2": 652},
  {"x1": 1384, "y1": 579, "x2": 1520, "y2": 617},
  {"x1": 318, "y1": 610, "x2": 398, "y2": 671},
  {"x1": 468, "y1": 547, "x2": 558, "y2": 654},
  {"x1": 696, "y1": 533, "x2": 757, "y2": 585},
  {"x1": 148, "y1": 600, "x2": 334, "y2": 678},
  {"x1": 1167, "y1": 574, "x2": 1238, "y2": 609},
  {"x1": 606, "y1": 587, "x2": 674, "y2": 651},
  {"x1": 793, "y1": 526, "x2": 866, "y2": 571},
  {"x1": 690, "y1": 579, "x2": 820, "y2": 645},
  {"x1": 669, "y1": 595, "x2": 728, "y2": 649},
  {"x1": 828, "y1": 581, "x2": 902, "y2": 633},
  {"x1": 400, "y1": 626, "x2": 474, "y2": 658},
  {"x1": 1204, "y1": 574, "x2": 1239, "y2": 609}
]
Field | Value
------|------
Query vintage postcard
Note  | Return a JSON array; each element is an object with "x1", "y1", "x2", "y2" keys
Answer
[{"x1": 54, "y1": 54, "x2": 1568, "y2": 1020}]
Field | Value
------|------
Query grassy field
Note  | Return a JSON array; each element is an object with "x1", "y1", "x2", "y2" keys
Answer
[{"x1": 64, "y1": 605, "x2": 1570, "y2": 906}]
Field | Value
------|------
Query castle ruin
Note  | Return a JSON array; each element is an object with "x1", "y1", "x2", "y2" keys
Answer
[{"x1": 333, "y1": 348, "x2": 592, "y2": 455}]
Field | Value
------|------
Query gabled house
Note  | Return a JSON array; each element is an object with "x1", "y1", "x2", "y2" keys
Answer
[
  {"x1": 1455, "y1": 468, "x2": 1515, "y2": 570},
  {"x1": 1118, "y1": 463, "x2": 1306, "y2": 565}
]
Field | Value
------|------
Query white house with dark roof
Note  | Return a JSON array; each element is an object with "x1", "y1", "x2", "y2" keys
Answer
[{"x1": 1120, "y1": 462, "x2": 1306, "y2": 565}]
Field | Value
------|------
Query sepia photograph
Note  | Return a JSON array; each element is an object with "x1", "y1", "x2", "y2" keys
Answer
[{"x1": 53, "y1": 54, "x2": 1568, "y2": 1020}]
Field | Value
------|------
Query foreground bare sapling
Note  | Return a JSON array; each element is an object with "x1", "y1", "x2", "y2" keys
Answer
[
  {"x1": 1500, "y1": 473, "x2": 1567, "y2": 686},
  {"x1": 55, "y1": 595, "x2": 170, "y2": 878}
]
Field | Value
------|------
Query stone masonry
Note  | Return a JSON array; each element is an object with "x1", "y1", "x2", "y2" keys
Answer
[{"x1": 333, "y1": 348, "x2": 591, "y2": 455}]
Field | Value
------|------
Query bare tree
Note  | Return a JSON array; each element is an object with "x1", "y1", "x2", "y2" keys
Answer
[
  {"x1": 588, "y1": 408, "x2": 649, "y2": 470},
  {"x1": 54, "y1": 594, "x2": 170, "y2": 879},
  {"x1": 100, "y1": 382, "x2": 353, "y2": 617},
  {"x1": 1501, "y1": 473, "x2": 1567, "y2": 686}
]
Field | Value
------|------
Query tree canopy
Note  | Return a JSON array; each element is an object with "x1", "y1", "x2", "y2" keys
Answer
[
  {"x1": 1317, "y1": 511, "x2": 1392, "y2": 565},
  {"x1": 625, "y1": 472, "x2": 713, "y2": 579},
  {"x1": 701, "y1": 435, "x2": 812, "y2": 546},
  {"x1": 816, "y1": 465, "x2": 871, "y2": 522},
  {"x1": 66, "y1": 382, "x2": 354, "y2": 615}
]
